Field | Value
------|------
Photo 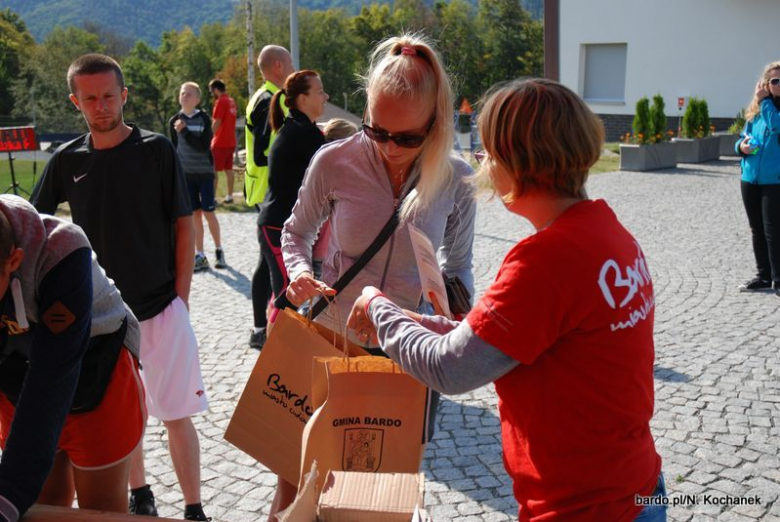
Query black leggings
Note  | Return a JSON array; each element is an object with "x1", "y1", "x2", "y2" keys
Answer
[
  {"x1": 251, "y1": 225, "x2": 288, "y2": 328},
  {"x1": 741, "y1": 181, "x2": 780, "y2": 283}
]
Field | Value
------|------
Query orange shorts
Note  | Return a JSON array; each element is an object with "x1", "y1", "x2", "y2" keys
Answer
[
  {"x1": 0, "y1": 348, "x2": 146, "y2": 470},
  {"x1": 211, "y1": 147, "x2": 235, "y2": 171}
]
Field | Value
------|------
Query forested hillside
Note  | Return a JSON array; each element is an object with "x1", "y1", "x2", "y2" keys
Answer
[
  {"x1": 1, "y1": 0, "x2": 543, "y2": 134},
  {"x1": 0, "y1": 0, "x2": 242, "y2": 46},
  {"x1": 0, "y1": 0, "x2": 541, "y2": 45}
]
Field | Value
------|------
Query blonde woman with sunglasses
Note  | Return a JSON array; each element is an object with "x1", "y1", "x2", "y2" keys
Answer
[
  {"x1": 274, "y1": 33, "x2": 475, "y2": 517},
  {"x1": 281, "y1": 33, "x2": 475, "y2": 334},
  {"x1": 736, "y1": 61, "x2": 780, "y2": 296}
]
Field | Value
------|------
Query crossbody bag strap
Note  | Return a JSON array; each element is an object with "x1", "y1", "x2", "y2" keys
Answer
[
  {"x1": 275, "y1": 175, "x2": 418, "y2": 319},
  {"x1": 308, "y1": 206, "x2": 400, "y2": 319},
  {"x1": 309, "y1": 174, "x2": 419, "y2": 319}
]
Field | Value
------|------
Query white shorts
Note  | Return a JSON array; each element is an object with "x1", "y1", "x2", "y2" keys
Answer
[{"x1": 138, "y1": 297, "x2": 209, "y2": 421}]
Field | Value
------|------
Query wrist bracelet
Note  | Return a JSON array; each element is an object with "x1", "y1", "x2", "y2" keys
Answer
[{"x1": 364, "y1": 292, "x2": 388, "y2": 317}]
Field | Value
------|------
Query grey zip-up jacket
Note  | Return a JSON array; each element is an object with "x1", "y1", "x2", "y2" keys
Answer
[
  {"x1": 0, "y1": 195, "x2": 139, "y2": 522},
  {"x1": 281, "y1": 133, "x2": 476, "y2": 335}
]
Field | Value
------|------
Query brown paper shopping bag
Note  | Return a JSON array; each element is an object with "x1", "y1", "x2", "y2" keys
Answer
[
  {"x1": 225, "y1": 308, "x2": 366, "y2": 485},
  {"x1": 300, "y1": 356, "x2": 430, "y2": 492}
]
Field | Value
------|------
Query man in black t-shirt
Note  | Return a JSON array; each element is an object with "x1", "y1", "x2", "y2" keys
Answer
[{"x1": 31, "y1": 53, "x2": 210, "y2": 522}]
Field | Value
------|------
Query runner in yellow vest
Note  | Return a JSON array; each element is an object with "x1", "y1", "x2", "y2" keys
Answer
[
  {"x1": 247, "y1": 45, "x2": 296, "y2": 350},
  {"x1": 244, "y1": 46, "x2": 295, "y2": 207}
]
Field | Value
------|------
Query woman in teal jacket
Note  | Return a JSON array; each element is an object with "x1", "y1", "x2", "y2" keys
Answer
[{"x1": 737, "y1": 60, "x2": 780, "y2": 296}]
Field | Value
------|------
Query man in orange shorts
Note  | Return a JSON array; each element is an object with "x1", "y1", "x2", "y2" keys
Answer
[
  {"x1": 0, "y1": 195, "x2": 144, "y2": 522},
  {"x1": 209, "y1": 79, "x2": 237, "y2": 204}
]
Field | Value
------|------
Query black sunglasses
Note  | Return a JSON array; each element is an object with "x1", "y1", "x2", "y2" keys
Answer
[{"x1": 361, "y1": 118, "x2": 436, "y2": 149}]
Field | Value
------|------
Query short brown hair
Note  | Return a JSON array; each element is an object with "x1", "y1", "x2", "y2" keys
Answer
[
  {"x1": 208, "y1": 79, "x2": 226, "y2": 94},
  {"x1": 67, "y1": 53, "x2": 125, "y2": 94},
  {"x1": 478, "y1": 78, "x2": 604, "y2": 200}
]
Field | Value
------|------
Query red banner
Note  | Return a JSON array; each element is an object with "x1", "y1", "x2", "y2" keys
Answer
[{"x1": 0, "y1": 127, "x2": 39, "y2": 152}]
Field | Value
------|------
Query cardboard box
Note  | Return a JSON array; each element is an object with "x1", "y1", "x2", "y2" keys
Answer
[{"x1": 318, "y1": 471, "x2": 425, "y2": 522}]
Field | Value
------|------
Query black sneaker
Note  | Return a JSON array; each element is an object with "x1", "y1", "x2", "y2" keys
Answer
[
  {"x1": 774, "y1": 281, "x2": 780, "y2": 297},
  {"x1": 184, "y1": 503, "x2": 211, "y2": 521},
  {"x1": 129, "y1": 487, "x2": 158, "y2": 516},
  {"x1": 249, "y1": 328, "x2": 267, "y2": 350},
  {"x1": 214, "y1": 248, "x2": 227, "y2": 269},
  {"x1": 184, "y1": 515, "x2": 211, "y2": 522},
  {"x1": 738, "y1": 278, "x2": 771, "y2": 292}
]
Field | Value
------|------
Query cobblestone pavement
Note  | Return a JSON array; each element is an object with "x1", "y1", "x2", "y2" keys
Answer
[{"x1": 143, "y1": 157, "x2": 780, "y2": 521}]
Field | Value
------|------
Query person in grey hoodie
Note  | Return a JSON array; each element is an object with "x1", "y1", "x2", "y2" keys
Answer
[
  {"x1": 277, "y1": 33, "x2": 476, "y2": 517},
  {"x1": 0, "y1": 195, "x2": 143, "y2": 522}
]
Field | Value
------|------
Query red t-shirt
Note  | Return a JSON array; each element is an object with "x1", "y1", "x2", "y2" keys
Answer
[
  {"x1": 211, "y1": 93, "x2": 237, "y2": 149},
  {"x1": 467, "y1": 199, "x2": 661, "y2": 522}
]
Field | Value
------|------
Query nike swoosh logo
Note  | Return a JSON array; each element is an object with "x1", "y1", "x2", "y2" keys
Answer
[{"x1": 73, "y1": 173, "x2": 88, "y2": 183}]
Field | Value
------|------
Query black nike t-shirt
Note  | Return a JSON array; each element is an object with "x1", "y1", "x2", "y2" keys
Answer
[{"x1": 31, "y1": 126, "x2": 192, "y2": 321}]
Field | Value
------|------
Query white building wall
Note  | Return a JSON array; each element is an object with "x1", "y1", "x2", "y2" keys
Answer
[{"x1": 559, "y1": 0, "x2": 780, "y2": 119}]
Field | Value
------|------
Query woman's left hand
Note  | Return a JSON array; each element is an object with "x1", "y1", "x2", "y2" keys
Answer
[
  {"x1": 756, "y1": 81, "x2": 770, "y2": 101},
  {"x1": 348, "y1": 286, "x2": 384, "y2": 345}
]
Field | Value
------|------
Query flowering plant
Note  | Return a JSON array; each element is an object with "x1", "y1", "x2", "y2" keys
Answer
[
  {"x1": 622, "y1": 130, "x2": 675, "y2": 145},
  {"x1": 623, "y1": 95, "x2": 673, "y2": 145},
  {"x1": 681, "y1": 97, "x2": 712, "y2": 139}
]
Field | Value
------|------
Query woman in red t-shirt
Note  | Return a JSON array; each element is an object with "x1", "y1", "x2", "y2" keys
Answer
[{"x1": 348, "y1": 79, "x2": 667, "y2": 521}]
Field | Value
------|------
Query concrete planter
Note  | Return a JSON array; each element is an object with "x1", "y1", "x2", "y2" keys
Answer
[
  {"x1": 714, "y1": 132, "x2": 740, "y2": 157},
  {"x1": 672, "y1": 136, "x2": 721, "y2": 163},
  {"x1": 619, "y1": 142, "x2": 678, "y2": 171}
]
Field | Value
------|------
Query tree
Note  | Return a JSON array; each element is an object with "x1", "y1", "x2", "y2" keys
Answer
[
  {"x1": 0, "y1": 9, "x2": 35, "y2": 118},
  {"x1": 351, "y1": 4, "x2": 396, "y2": 50},
  {"x1": 648, "y1": 94, "x2": 667, "y2": 142},
  {"x1": 632, "y1": 96, "x2": 650, "y2": 144},
  {"x1": 300, "y1": 8, "x2": 365, "y2": 113},
  {"x1": 12, "y1": 26, "x2": 104, "y2": 132},
  {"x1": 81, "y1": 21, "x2": 134, "y2": 57},
  {"x1": 392, "y1": 0, "x2": 435, "y2": 33},
  {"x1": 216, "y1": 54, "x2": 249, "y2": 115},
  {"x1": 477, "y1": 0, "x2": 541, "y2": 90},
  {"x1": 433, "y1": 0, "x2": 482, "y2": 103},
  {"x1": 123, "y1": 41, "x2": 172, "y2": 132}
]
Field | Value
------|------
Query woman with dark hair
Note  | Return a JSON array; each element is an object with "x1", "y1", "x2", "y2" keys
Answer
[
  {"x1": 737, "y1": 60, "x2": 780, "y2": 296},
  {"x1": 251, "y1": 70, "x2": 328, "y2": 345},
  {"x1": 348, "y1": 78, "x2": 666, "y2": 521}
]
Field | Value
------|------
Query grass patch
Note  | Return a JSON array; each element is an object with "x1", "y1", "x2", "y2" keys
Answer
[
  {"x1": 591, "y1": 154, "x2": 620, "y2": 174},
  {"x1": 214, "y1": 171, "x2": 254, "y2": 213},
  {"x1": 0, "y1": 158, "x2": 43, "y2": 198}
]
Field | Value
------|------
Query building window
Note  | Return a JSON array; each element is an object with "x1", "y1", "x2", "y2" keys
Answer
[{"x1": 582, "y1": 43, "x2": 627, "y2": 103}]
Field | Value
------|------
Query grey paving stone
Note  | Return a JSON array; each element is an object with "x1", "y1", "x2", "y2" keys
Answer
[{"x1": 109, "y1": 159, "x2": 780, "y2": 521}]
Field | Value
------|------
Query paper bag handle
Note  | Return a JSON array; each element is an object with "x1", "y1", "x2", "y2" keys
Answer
[{"x1": 310, "y1": 289, "x2": 350, "y2": 358}]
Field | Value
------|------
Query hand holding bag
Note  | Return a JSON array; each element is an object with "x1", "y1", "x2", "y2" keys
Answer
[{"x1": 224, "y1": 308, "x2": 367, "y2": 485}]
